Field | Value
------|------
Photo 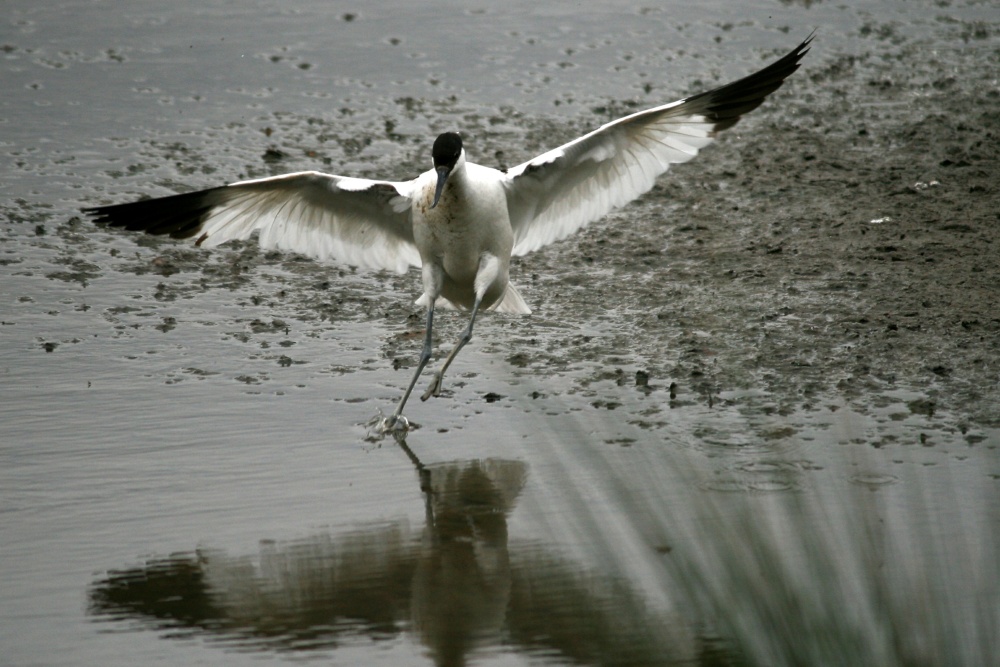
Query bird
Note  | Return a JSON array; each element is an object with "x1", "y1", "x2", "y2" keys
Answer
[{"x1": 84, "y1": 35, "x2": 812, "y2": 435}]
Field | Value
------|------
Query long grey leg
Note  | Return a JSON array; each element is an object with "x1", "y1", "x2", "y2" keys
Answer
[
  {"x1": 383, "y1": 300, "x2": 435, "y2": 431},
  {"x1": 421, "y1": 294, "x2": 481, "y2": 402},
  {"x1": 421, "y1": 253, "x2": 502, "y2": 402}
]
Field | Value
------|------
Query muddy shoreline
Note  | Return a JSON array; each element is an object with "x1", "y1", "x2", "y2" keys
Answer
[
  {"x1": 5, "y1": 11, "x2": 996, "y2": 443},
  {"x1": 53, "y1": 28, "x2": 998, "y2": 441},
  {"x1": 513, "y1": 35, "x2": 1000, "y2": 434}
]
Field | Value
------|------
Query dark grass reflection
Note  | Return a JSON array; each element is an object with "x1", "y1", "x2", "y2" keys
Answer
[{"x1": 650, "y1": 449, "x2": 999, "y2": 665}]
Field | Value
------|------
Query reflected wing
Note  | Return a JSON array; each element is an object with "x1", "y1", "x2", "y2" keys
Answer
[
  {"x1": 503, "y1": 35, "x2": 813, "y2": 256},
  {"x1": 84, "y1": 171, "x2": 420, "y2": 273}
]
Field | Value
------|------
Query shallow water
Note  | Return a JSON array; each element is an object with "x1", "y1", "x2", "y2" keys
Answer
[{"x1": 3, "y1": 1, "x2": 999, "y2": 665}]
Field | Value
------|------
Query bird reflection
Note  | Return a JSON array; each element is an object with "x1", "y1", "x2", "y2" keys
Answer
[
  {"x1": 401, "y1": 444, "x2": 522, "y2": 665},
  {"x1": 89, "y1": 448, "x2": 690, "y2": 665}
]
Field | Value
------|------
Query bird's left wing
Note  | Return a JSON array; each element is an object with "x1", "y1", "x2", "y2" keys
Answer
[
  {"x1": 503, "y1": 35, "x2": 812, "y2": 256},
  {"x1": 84, "y1": 171, "x2": 420, "y2": 273}
]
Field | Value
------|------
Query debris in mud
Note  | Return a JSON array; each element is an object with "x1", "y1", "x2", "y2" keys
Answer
[
  {"x1": 249, "y1": 318, "x2": 289, "y2": 334},
  {"x1": 262, "y1": 147, "x2": 290, "y2": 162},
  {"x1": 155, "y1": 316, "x2": 176, "y2": 333}
]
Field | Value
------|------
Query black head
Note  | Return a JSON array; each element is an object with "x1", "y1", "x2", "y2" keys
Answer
[
  {"x1": 432, "y1": 132, "x2": 463, "y2": 169},
  {"x1": 430, "y1": 132, "x2": 463, "y2": 208}
]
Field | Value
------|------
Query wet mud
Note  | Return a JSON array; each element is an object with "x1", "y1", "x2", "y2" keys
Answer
[
  {"x1": 518, "y1": 32, "x2": 1000, "y2": 439},
  {"x1": 9, "y1": 17, "x2": 997, "y2": 449}
]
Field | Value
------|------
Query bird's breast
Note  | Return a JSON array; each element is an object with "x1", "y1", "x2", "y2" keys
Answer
[{"x1": 413, "y1": 170, "x2": 513, "y2": 264}]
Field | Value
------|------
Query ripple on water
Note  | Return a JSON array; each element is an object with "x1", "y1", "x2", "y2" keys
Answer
[
  {"x1": 849, "y1": 473, "x2": 900, "y2": 488},
  {"x1": 701, "y1": 476, "x2": 798, "y2": 493}
]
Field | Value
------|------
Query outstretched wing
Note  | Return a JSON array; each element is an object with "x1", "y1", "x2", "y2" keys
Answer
[
  {"x1": 503, "y1": 35, "x2": 813, "y2": 256},
  {"x1": 84, "y1": 171, "x2": 420, "y2": 273}
]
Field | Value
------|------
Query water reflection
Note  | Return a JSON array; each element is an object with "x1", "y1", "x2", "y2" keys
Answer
[{"x1": 89, "y1": 446, "x2": 690, "y2": 665}]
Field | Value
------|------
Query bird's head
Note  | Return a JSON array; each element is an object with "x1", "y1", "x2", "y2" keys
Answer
[{"x1": 431, "y1": 132, "x2": 463, "y2": 208}]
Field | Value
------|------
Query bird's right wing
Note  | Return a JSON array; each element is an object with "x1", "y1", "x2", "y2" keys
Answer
[
  {"x1": 84, "y1": 171, "x2": 421, "y2": 274},
  {"x1": 503, "y1": 35, "x2": 812, "y2": 256}
]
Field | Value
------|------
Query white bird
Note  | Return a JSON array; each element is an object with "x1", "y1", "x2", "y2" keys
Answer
[{"x1": 84, "y1": 36, "x2": 812, "y2": 434}]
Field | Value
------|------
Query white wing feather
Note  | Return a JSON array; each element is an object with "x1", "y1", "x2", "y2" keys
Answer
[
  {"x1": 199, "y1": 172, "x2": 419, "y2": 273},
  {"x1": 503, "y1": 36, "x2": 812, "y2": 256},
  {"x1": 86, "y1": 170, "x2": 420, "y2": 274},
  {"x1": 502, "y1": 104, "x2": 716, "y2": 256}
]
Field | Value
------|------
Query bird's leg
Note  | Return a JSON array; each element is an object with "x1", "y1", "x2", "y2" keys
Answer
[
  {"x1": 422, "y1": 253, "x2": 499, "y2": 401},
  {"x1": 381, "y1": 301, "x2": 435, "y2": 432},
  {"x1": 377, "y1": 263, "x2": 445, "y2": 433},
  {"x1": 421, "y1": 295, "x2": 481, "y2": 401}
]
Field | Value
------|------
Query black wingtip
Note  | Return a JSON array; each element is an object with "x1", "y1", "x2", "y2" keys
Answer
[
  {"x1": 82, "y1": 187, "x2": 227, "y2": 240},
  {"x1": 681, "y1": 33, "x2": 815, "y2": 130}
]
